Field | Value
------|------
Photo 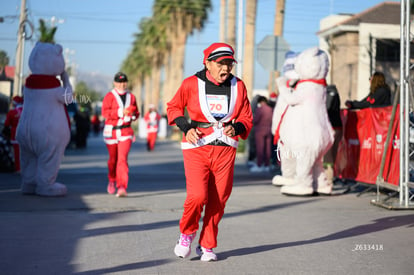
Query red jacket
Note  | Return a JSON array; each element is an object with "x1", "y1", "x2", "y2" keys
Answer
[
  {"x1": 102, "y1": 90, "x2": 139, "y2": 144},
  {"x1": 5, "y1": 105, "x2": 23, "y2": 143},
  {"x1": 167, "y1": 75, "x2": 252, "y2": 147},
  {"x1": 144, "y1": 111, "x2": 161, "y2": 133}
]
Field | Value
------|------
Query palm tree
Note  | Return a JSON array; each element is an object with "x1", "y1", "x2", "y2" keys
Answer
[
  {"x1": 153, "y1": 0, "x2": 211, "y2": 111},
  {"x1": 38, "y1": 19, "x2": 57, "y2": 43},
  {"x1": 136, "y1": 17, "x2": 168, "y2": 112},
  {"x1": 123, "y1": 0, "x2": 211, "y2": 113},
  {"x1": 243, "y1": 0, "x2": 257, "y2": 99},
  {"x1": 227, "y1": 0, "x2": 236, "y2": 47},
  {"x1": 122, "y1": 16, "x2": 168, "y2": 113},
  {"x1": 0, "y1": 50, "x2": 9, "y2": 74},
  {"x1": 122, "y1": 35, "x2": 151, "y2": 112},
  {"x1": 219, "y1": 0, "x2": 226, "y2": 42}
]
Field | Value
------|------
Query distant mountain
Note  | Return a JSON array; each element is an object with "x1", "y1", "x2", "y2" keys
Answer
[{"x1": 75, "y1": 71, "x2": 112, "y2": 96}]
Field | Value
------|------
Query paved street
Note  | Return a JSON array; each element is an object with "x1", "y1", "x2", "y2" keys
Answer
[{"x1": 0, "y1": 136, "x2": 413, "y2": 275}]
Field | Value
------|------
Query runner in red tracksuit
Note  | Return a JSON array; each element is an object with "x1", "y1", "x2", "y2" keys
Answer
[
  {"x1": 102, "y1": 72, "x2": 139, "y2": 197},
  {"x1": 167, "y1": 42, "x2": 252, "y2": 261},
  {"x1": 144, "y1": 104, "x2": 161, "y2": 151},
  {"x1": 4, "y1": 96, "x2": 23, "y2": 172}
]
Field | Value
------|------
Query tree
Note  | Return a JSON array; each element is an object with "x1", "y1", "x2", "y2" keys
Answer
[
  {"x1": 0, "y1": 50, "x2": 9, "y2": 72},
  {"x1": 136, "y1": 16, "x2": 168, "y2": 112},
  {"x1": 74, "y1": 81, "x2": 101, "y2": 111},
  {"x1": 122, "y1": 0, "x2": 212, "y2": 113},
  {"x1": 219, "y1": 0, "x2": 226, "y2": 42},
  {"x1": 122, "y1": 15, "x2": 169, "y2": 113},
  {"x1": 153, "y1": 0, "x2": 211, "y2": 110},
  {"x1": 38, "y1": 19, "x2": 57, "y2": 43},
  {"x1": 227, "y1": 0, "x2": 236, "y2": 47},
  {"x1": 243, "y1": 0, "x2": 257, "y2": 98}
]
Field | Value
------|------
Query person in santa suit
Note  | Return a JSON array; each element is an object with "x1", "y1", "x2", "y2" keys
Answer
[
  {"x1": 144, "y1": 103, "x2": 161, "y2": 151},
  {"x1": 4, "y1": 96, "x2": 23, "y2": 172},
  {"x1": 102, "y1": 72, "x2": 139, "y2": 197},
  {"x1": 167, "y1": 42, "x2": 252, "y2": 262}
]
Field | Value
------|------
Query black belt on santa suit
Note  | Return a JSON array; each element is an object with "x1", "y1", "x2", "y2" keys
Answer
[
  {"x1": 208, "y1": 139, "x2": 230, "y2": 146},
  {"x1": 113, "y1": 124, "x2": 131, "y2": 130},
  {"x1": 191, "y1": 120, "x2": 231, "y2": 147}
]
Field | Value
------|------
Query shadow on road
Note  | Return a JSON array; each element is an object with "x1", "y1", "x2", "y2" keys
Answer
[{"x1": 219, "y1": 214, "x2": 414, "y2": 259}]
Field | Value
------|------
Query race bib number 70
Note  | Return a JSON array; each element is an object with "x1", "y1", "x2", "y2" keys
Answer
[{"x1": 206, "y1": 94, "x2": 228, "y2": 117}]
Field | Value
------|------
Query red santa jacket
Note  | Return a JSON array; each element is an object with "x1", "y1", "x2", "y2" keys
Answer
[
  {"x1": 4, "y1": 105, "x2": 23, "y2": 143},
  {"x1": 167, "y1": 74, "x2": 252, "y2": 149},
  {"x1": 144, "y1": 111, "x2": 161, "y2": 133},
  {"x1": 102, "y1": 89, "x2": 139, "y2": 144}
]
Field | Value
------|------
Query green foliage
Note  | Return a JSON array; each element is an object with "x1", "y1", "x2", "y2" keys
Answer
[
  {"x1": 0, "y1": 50, "x2": 9, "y2": 70},
  {"x1": 38, "y1": 19, "x2": 57, "y2": 43},
  {"x1": 74, "y1": 81, "x2": 101, "y2": 110},
  {"x1": 122, "y1": 0, "x2": 211, "y2": 82}
]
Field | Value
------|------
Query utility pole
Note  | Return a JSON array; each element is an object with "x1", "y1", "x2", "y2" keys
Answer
[
  {"x1": 13, "y1": 0, "x2": 27, "y2": 97},
  {"x1": 269, "y1": 0, "x2": 285, "y2": 94}
]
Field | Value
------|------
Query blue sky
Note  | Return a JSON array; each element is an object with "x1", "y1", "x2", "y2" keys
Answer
[{"x1": 0, "y1": 0, "x2": 398, "y2": 90}]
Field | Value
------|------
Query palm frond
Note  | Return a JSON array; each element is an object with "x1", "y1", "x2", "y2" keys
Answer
[{"x1": 38, "y1": 19, "x2": 57, "y2": 43}]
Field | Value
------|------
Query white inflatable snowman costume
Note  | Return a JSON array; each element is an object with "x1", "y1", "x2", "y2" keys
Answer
[
  {"x1": 16, "y1": 41, "x2": 73, "y2": 196},
  {"x1": 272, "y1": 51, "x2": 299, "y2": 187},
  {"x1": 273, "y1": 47, "x2": 334, "y2": 196}
]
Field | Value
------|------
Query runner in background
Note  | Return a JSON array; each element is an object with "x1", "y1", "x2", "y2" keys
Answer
[
  {"x1": 144, "y1": 104, "x2": 161, "y2": 151},
  {"x1": 102, "y1": 72, "x2": 139, "y2": 197}
]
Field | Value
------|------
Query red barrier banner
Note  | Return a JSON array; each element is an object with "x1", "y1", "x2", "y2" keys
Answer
[{"x1": 334, "y1": 105, "x2": 400, "y2": 186}]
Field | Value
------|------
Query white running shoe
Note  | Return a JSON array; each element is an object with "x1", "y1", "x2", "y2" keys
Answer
[
  {"x1": 196, "y1": 245, "x2": 217, "y2": 262},
  {"x1": 174, "y1": 233, "x2": 196, "y2": 258},
  {"x1": 250, "y1": 165, "x2": 265, "y2": 173}
]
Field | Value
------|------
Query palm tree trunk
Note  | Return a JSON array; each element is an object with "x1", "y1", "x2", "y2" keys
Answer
[
  {"x1": 132, "y1": 78, "x2": 143, "y2": 115},
  {"x1": 227, "y1": 0, "x2": 236, "y2": 47},
  {"x1": 151, "y1": 66, "x2": 161, "y2": 111},
  {"x1": 220, "y1": 0, "x2": 226, "y2": 41},
  {"x1": 166, "y1": 33, "x2": 178, "y2": 108},
  {"x1": 162, "y1": 54, "x2": 172, "y2": 113},
  {"x1": 243, "y1": 0, "x2": 257, "y2": 99},
  {"x1": 144, "y1": 74, "x2": 152, "y2": 114},
  {"x1": 169, "y1": 15, "x2": 187, "y2": 107},
  {"x1": 173, "y1": 28, "x2": 187, "y2": 94}
]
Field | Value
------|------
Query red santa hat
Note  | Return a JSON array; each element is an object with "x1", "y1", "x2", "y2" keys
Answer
[
  {"x1": 12, "y1": 96, "x2": 23, "y2": 105},
  {"x1": 203, "y1": 42, "x2": 237, "y2": 65},
  {"x1": 269, "y1": 92, "x2": 278, "y2": 102}
]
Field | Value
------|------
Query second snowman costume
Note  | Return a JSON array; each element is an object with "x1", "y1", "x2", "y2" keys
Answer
[{"x1": 275, "y1": 47, "x2": 334, "y2": 196}]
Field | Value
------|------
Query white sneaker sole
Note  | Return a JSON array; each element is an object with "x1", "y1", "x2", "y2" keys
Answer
[
  {"x1": 174, "y1": 244, "x2": 191, "y2": 258},
  {"x1": 196, "y1": 245, "x2": 217, "y2": 262}
]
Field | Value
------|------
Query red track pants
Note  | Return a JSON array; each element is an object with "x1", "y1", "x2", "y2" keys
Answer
[
  {"x1": 13, "y1": 143, "x2": 20, "y2": 172},
  {"x1": 147, "y1": 132, "x2": 157, "y2": 150},
  {"x1": 106, "y1": 139, "x2": 132, "y2": 189},
  {"x1": 180, "y1": 145, "x2": 236, "y2": 249}
]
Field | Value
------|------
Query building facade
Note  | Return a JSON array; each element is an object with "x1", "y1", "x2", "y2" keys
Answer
[{"x1": 318, "y1": 2, "x2": 407, "y2": 107}]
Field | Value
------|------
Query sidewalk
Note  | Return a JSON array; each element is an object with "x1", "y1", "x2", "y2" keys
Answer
[{"x1": 0, "y1": 136, "x2": 413, "y2": 275}]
